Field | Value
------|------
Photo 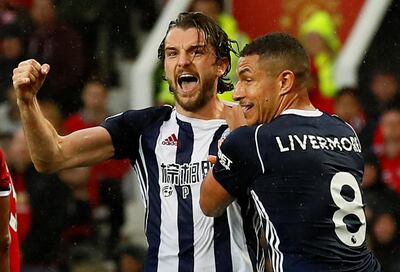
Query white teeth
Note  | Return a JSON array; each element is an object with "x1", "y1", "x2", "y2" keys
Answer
[
  {"x1": 241, "y1": 105, "x2": 251, "y2": 111},
  {"x1": 179, "y1": 74, "x2": 195, "y2": 79},
  {"x1": 177, "y1": 73, "x2": 198, "y2": 87}
]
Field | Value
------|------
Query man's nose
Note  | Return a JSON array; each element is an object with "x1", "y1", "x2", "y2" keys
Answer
[
  {"x1": 178, "y1": 52, "x2": 192, "y2": 67},
  {"x1": 233, "y1": 84, "x2": 245, "y2": 101}
]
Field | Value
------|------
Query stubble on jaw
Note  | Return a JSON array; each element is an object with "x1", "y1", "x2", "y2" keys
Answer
[{"x1": 168, "y1": 78, "x2": 215, "y2": 112}]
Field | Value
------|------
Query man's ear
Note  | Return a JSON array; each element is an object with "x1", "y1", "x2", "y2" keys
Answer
[
  {"x1": 217, "y1": 58, "x2": 229, "y2": 77},
  {"x1": 279, "y1": 70, "x2": 295, "y2": 95}
]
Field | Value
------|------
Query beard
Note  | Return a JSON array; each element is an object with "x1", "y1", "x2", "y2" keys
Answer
[{"x1": 168, "y1": 77, "x2": 216, "y2": 112}]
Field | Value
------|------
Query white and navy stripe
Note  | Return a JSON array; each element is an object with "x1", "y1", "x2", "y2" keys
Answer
[
  {"x1": 251, "y1": 191, "x2": 284, "y2": 272},
  {"x1": 104, "y1": 107, "x2": 256, "y2": 271}
]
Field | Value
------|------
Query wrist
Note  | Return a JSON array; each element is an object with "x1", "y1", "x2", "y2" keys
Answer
[{"x1": 17, "y1": 96, "x2": 39, "y2": 109}]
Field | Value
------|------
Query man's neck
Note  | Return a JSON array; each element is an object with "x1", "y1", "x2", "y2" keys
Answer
[{"x1": 277, "y1": 90, "x2": 315, "y2": 116}]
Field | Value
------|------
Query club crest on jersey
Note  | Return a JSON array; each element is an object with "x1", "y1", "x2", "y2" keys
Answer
[{"x1": 162, "y1": 185, "x2": 173, "y2": 197}]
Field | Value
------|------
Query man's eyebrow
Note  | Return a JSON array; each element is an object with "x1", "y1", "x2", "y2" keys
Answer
[
  {"x1": 189, "y1": 44, "x2": 207, "y2": 50},
  {"x1": 165, "y1": 44, "x2": 207, "y2": 51},
  {"x1": 164, "y1": 46, "x2": 177, "y2": 51},
  {"x1": 238, "y1": 67, "x2": 252, "y2": 76}
]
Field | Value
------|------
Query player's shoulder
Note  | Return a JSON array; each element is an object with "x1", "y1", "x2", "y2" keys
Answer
[
  {"x1": 330, "y1": 113, "x2": 353, "y2": 126},
  {"x1": 226, "y1": 125, "x2": 258, "y2": 142},
  {"x1": 327, "y1": 113, "x2": 360, "y2": 136},
  {"x1": 272, "y1": 110, "x2": 354, "y2": 132},
  {"x1": 107, "y1": 105, "x2": 173, "y2": 123},
  {"x1": 222, "y1": 125, "x2": 259, "y2": 155},
  {"x1": 123, "y1": 104, "x2": 173, "y2": 117}
]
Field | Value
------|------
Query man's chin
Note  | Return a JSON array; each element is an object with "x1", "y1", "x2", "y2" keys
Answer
[
  {"x1": 175, "y1": 93, "x2": 210, "y2": 112},
  {"x1": 177, "y1": 100, "x2": 202, "y2": 112}
]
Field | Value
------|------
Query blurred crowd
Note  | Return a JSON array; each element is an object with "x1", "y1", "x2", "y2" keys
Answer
[
  {"x1": 1, "y1": 0, "x2": 400, "y2": 271},
  {"x1": 0, "y1": 0, "x2": 155, "y2": 271}
]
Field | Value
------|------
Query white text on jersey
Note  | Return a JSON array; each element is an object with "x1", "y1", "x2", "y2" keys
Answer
[
  {"x1": 160, "y1": 161, "x2": 212, "y2": 186},
  {"x1": 275, "y1": 135, "x2": 362, "y2": 153}
]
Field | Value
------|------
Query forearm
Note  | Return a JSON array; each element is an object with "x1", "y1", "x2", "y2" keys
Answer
[
  {"x1": 200, "y1": 170, "x2": 234, "y2": 217},
  {"x1": 17, "y1": 97, "x2": 64, "y2": 173}
]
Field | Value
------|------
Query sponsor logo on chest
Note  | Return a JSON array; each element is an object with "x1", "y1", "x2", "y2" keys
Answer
[{"x1": 160, "y1": 161, "x2": 212, "y2": 198}]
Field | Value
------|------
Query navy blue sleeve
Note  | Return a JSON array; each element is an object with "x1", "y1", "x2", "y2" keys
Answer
[
  {"x1": 212, "y1": 126, "x2": 261, "y2": 198},
  {"x1": 101, "y1": 106, "x2": 172, "y2": 160}
]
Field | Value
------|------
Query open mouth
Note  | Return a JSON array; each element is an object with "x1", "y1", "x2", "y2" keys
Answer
[
  {"x1": 240, "y1": 103, "x2": 253, "y2": 113},
  {"x1": 177, "y1": 74, "x2": 199, "y2": 90}
]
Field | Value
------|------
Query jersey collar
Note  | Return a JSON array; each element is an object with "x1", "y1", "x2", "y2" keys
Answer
[{"x1": 281, "y1": 109, "x2": 323, "y2": 117}]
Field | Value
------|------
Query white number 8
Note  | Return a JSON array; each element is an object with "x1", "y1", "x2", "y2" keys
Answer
[{"x1": 330, "y1": 172, "x2": 366, "y2": 247}]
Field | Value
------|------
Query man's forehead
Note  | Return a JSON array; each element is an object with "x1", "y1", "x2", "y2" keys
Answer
[
  {"x1": 237, "y1": 55, "x2": 262, "y2": 73},
  {"x1": 238, "y1": 55, "x2": 282, "y2": 74},
  {"x1": 165, "y1": 27, "x2": 208, "y2": 48}
]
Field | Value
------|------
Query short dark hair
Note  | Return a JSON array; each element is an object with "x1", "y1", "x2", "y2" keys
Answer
[
  {"x1": 84, "y1": 76, "x2": 109, "y2": 91},
  {"x1": 158, "y1": 12, "x2": 236, "y2": 93},
  {"x1": 336, "y1": 87, "x2": 359, "y2": 99},
  {"x1": 240, "y1": 32, "x2": 311, "y2": 88}
]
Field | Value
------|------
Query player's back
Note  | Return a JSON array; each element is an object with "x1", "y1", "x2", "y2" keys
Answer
[{"x1": 252, "y1": 110, "x2": 380, "y2": 271}]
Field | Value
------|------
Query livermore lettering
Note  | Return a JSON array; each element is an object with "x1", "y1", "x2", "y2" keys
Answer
[{"x1": 275, "y1": 134, "x2": 362, "y2": 153}]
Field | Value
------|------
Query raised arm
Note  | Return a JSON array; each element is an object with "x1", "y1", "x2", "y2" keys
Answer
[{"x1": 13, "y1": 59, "x2": 115, "y2": 173}]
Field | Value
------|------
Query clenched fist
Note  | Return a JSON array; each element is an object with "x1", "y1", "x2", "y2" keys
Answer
[{"x1": 12, "y1": 59, "x2": 50, "y2": 103}]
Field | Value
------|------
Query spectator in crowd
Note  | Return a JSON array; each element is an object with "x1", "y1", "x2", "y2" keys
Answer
[
  {"x1": 27, "y1": 0, "x2": 85, "y2": 117},
  {"x1": 0, "y1": 23, "x2": 26, "y2": 103},
  {"x1": 299, "y1": 10, "x2": 340, "y2": 114},
  {"x1": 370, "y1": 212, "x2": 400, "y2": 272},
  {"x1": 115, "y1": 243, "x2": 146, "y2": 272},
  {"x1": 333, "y1": 87, "x2": 376, "y2": 148},
  {"x1": 7, "y1": 129, "x2": 71, "y2": 272},
  {"x1": 57, "y1": 166, "x2": 95, "y2": 270},
  {"x1": 0, "y1": 85, "x2": 21, "y2": 138},
  {"x1": 361, "y1": 68, "x2": 400, "y2": 122},
  {"x1": 55, "y1": 0, "x2": 160, "y2": 86},
  {"x1": 361, "y1": 150, "x2": 400, "y2": 228},
  {"x1": 0, "y1": 85, "x2": 21, "y2": 164},
  {"x1": 372, "y1": 106, "x2": 400, "y2": 194},
  {"x1": 0, "y1": 0, "x2": 18, "y2": 27},
  {"x1": 63, "y1": 79, "x2": 111, "y2": 132},
  {"x1": 0, "y1": 0, "x2": 30, "y2": 31},
  {"x1": 361, "y1": 151, "x2": 400, "y2": 271},
  {"x1": 62, "y1": 79, "x2": 130, "y2": 257}
]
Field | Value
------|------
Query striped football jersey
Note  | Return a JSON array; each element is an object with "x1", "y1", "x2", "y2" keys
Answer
[{"x1": 102, "y1": 106, "x2": 261, "y2": 272}]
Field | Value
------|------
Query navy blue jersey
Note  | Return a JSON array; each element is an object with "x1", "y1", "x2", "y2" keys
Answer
[
  {"x1": 102, "y1": 106, "x2": 261, "y2": 272},
  {"x1": 213, "y1": 109, "x2": 381, "y2": 272}
]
